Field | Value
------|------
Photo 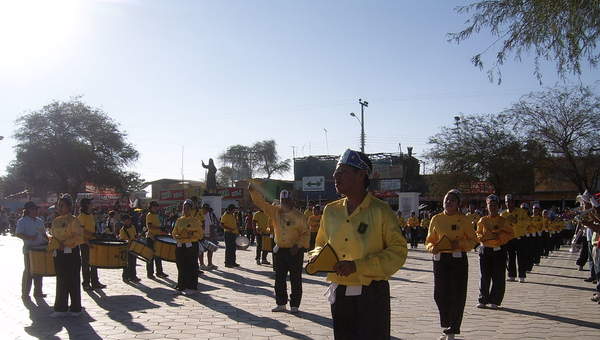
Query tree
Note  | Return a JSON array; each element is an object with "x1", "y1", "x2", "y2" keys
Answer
[
  {"x1": 217, "y1": 166, "x2": 235, "y2": 187},
  {"x1": 426, "y1": 114, "x2": 543, "y2": 195},
  {"x1": 9, "y1": 97, "x2": 141, "y2": 196},
  {"x1": 507, "y1": 85, "x2": 600, "y2": 192},
  {"x1": 449, "y1": 0, "x2": 600, "y2": 83},
  {"x1": 251, "y1": 140, "x2": 291, "y2": 179},
  {"x1": 218, "y1": 145, "x2": 254, "y2": 183}
]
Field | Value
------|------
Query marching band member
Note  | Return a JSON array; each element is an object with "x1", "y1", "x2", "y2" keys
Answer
[
  {"x1": 476, "y1": 194, "x2": 514, "y2": 309},
  {"x1": 426, "y1": 189, "x2": 478, "y2": 340},
  {"x1": 466, "y1": 201, "x2": 481, "y2": 230},
  {"x1": 16, "y1": 201, "x2": 48, "y2": 298},
  {"x1": 49, "y1": 194, "x2": 84, "y2": 317},
  {"x1": 501, "y1": 194, "x2": 530, "y2": 282},
  {"x1": 172, "y1": 199, "x2": 203, "y2": 294},
  {"x1": 530, "y1": 204, "x2": 544, "y2": 268},
  {"x1": 146, "y1": 201, "x2": 168, "y2": 279},
  {"x1": 310, "y1": 149, "x2": 407, "y2": 339},
  {"x1": 221, "y1": 204, "x2": 240, "y2": 268},
  {"x1": 253, "y1": 208, "x2": 271, "y2": 265},
  {"x1": 249, "y1": 180, "x2": 310, "y2": 314},
  {"x1": 78, "y1": 198, "x2": 106, "y2": 290},
  {"x1": 119, "y1": 214, "x2": 140, "y2": 283},
  {"x1": 199, "y1": 203, "x2": 218, "y2": 270},
  {"x1": 406, "y1": 211, "x2": 421, "y2": 248}
]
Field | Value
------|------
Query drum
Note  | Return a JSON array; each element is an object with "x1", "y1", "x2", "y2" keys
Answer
[
  {"x1": 235, "y1": 235, "x2": 250, "y2": 250},
  {"x1": 155, "y1": 235, "x2": 177, "y2": 262},
  {"x1": 261, "y1": 235, "x2": 273, "y2": 252},
  {"x1": 89, "y1": 239, "x2": 128, "y2": 268},
  {"x1": 129, "y1": 238, "x2": 154, "y2": 262},
  {"x1": 28, "y1": 245, "x2": 55, "y2": 276},
  {"x1": 198, "y1": 239, "x2": 218, "y2": 253}
]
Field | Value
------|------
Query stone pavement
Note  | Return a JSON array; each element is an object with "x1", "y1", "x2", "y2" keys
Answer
[{"x1": 2, "y1": 235, "x2": 599, "y2": 340}]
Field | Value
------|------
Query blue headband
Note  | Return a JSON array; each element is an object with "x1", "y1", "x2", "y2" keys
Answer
[{"x1": 338, "y1": 149, "x2": 371, "y2": 174}]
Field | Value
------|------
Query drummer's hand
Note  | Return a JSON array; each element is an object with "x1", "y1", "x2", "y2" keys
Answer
[{"x1": 334, "y1": 261, "x2": 356, "y2": 277}]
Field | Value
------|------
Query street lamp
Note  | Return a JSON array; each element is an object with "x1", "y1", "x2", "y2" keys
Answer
[{"x1": 349, "y1": 99, "x2": 368, "y2": 153}]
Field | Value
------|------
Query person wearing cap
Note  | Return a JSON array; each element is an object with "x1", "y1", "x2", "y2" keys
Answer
[
  {"x1": 309, "y1": 149, "x2": 407, "y2": 339},
  {"x1": 172, "y1": 199, "x2": 203, "y2": 293},
  {"x1": 48, "y1": 194, "x2": 84, "y2": 317},
  {"x1": 500, "y1": 194, "x2": 531, "y2": 283},
  {"x1": 476, "y1": 195, "x2": 514, "y2": 309},
  {"x1": 249, "y1": 182, "x2": 310, "y2": 314},
  {"x1": 307, "y1": 205, "x2": 322, "y2": 251},
  {"x1": 78, "y1": 198, "x2": 106, "y2": 291},
  {"x1": 253, "y1": 208, "x2": 271, "y2": 265},
  {"x1": 221, "y1": 204, "x2": 240, "y2": 268},
  {"x1": 406, "y1": 211, "x2": 421, "y2": 248},
  {"x1": 145, "y1": 201, "x2": 169, "y2": 279},
  {"x1": 16, "y1": 201, "x2": 48, "y2": 299},
  {"x1": 426, "y1": 189, "x2": 478, "y2": 340}
]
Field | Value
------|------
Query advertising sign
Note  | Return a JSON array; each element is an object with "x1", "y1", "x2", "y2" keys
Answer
[{"x1": 302, "y1": 176, "x2": 325, "y2": 192}]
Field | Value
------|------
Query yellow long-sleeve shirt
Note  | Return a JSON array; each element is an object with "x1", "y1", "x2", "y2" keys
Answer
[
  {"x1": 476, "y1": 215, "x2": 514, "y2": 248},
  {"x1": 220, "y1": 212, "x2": 239, "y2": 234},
  {"x1": 529, "y1": 215, "x2": 544, "y2": 234},
  {"x1": 172, "y1": 215, "x2": 203, "y2": 243},
  {"x1": 425, "y1": 212, "x2": 478, "y2": 253},
  {"x1": 310, "y1": 193, "x2": 407, "y2": 286},
  {"x1": 466, "y1": 212, "x2": 481, "y2": 229},
  {"x1": 252, "y1": 211, "x2": 271, "y2": 235},
  {"x1": 78, "y1": 212, "x2": 96, "y2": 242},
  {"x1": 50, "y1": 214, "x2": 84, "y2": 250},
  {"x1": 146, "y1": 212, "x2": 167, "y2": 239},
  {"x1": 308, "y1": 214, "x2": 322, "y2": 233},
  {"x1": 249, "y1": 182, "x2": 310, "y2": 249},
  {"x1": 421, "y1": 217, "x2": 430, "y2": 230},
  {"x1": 500, "y1": 207, "x2": 530, "y2": 238},
  {"x1": 119, "y1": 225, "x2": 137, "y2": 242},
  {"x1": 406, "y1": 216, "x2": 420, "y2": 228},
  {"x1": 397, "y1": 216, "x2": 406, "y2": 228}
]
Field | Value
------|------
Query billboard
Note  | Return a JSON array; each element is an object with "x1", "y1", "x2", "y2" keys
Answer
[{"x1": 302, "y1": 176, "x2": 325, "y2": 192}]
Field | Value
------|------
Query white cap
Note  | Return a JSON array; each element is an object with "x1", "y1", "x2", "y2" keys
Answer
[{"x1": 279, "y1": 190, "x2": 290, "y2": 200}]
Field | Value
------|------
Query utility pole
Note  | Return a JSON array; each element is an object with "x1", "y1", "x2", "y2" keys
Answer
[{"x1": 359, "y1": 98, "x2": 368, "y2": 153}]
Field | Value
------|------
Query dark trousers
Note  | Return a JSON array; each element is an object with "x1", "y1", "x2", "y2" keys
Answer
[
  {"x1": 331, "y1": 281, "x2": 390, "y2": 340},
  {"x1": 524, "y1": 236, "x2": 535, "y2": 271},
  {"x1": 409, "y1": 229, "x2": 419, "y2": 248},
  {"x1": 587, "y1": 239, "x2": 597, "y2": 279},
  {"x1": 175, "y1": 242, "x2": 199, "y2": 290},
  {"x1": 433, "y1": 252, "x2": 468, "y2": 334},
  {"x1": 80, "y1": 244, "x2": 100, "y2": 286},
  {"x1": 224, "y1": 232, "x2": 237, "y2": 266},
  {"x1": 122, "y1": 252, "x2": 137, "y2": 280},
  {"x1": 541, "y1": 231, "x2": 550, "y2": 257},
  {"x1": 577, "y1": 238, "x2": 589, "y2": 267},
  {"x1": 53, "y1": 247, "x2": 81, "y2": 313},
  {"x1": 479, "y1": 246, "x2": 507, "y2": 305},
  {"x1": 506, "y1": 238, "x2": 527, "y2": 278},
  {"x1": 247, "y1": 229, "x2": 255, "y2": 244},
  {"x1": 255, "y1": 235, "x2": 268, "y2": 261},
  {"x1": 309, "y1": 232, "x2": 317, "y2": 251},
  {"x1": 533, "y1": 235, "x2": 542, "y2": 265},
  {"x1": 273, "y1": 247, "x2": 303, "y2": 307},
  {"x1": 145, "y1": 238, "x2": 164, "y2": 275},
  {"x1": 22, "y1": 251, "x2": 43, "y2": 296}
]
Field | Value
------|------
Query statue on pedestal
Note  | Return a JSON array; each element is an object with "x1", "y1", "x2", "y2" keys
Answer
[{"x1": 202, "y1": 158, "x2": 218, "y2": 195}]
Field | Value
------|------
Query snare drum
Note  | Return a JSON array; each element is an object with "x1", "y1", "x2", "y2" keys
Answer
[
  {"x1": 154, "y1": 235, "x2": 177, "y2": 262},
  {"x1": 89, "y1": 239, "x2": 128, "y2": 268},
  {"x1": 236, "y1": 235, "x2": 250, "y2": 250},
  {"x1": 129, "y1": 238, "x2": 154, "y2": 262},
  {"x1": 199, "y1": 239, "x2": 218, "y2": 253},
  {"x1": 28, "y1": 245, "x2": 55, "y2": 276},
  {"x1": 261, "y1": 235, "x2": 273, "y2": 252}
]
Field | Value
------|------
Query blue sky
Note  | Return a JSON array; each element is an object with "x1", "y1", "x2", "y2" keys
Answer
[{"x1": 1, "y1": 0, "x2": 598, "y2": 184}]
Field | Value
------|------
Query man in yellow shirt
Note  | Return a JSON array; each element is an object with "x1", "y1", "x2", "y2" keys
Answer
[
  {"x1": 307, "y1": 205, "x2": 322, "y2": 251},
  {"x1": 530, "y1": 203, "x2": 544, "y2": 269},
  {"x1": 119, "y1": 214, "x2": 140, "y2": 283},
  {"x1": 221, "y1": 204, "x2": 239, "y2": 268},
  {"x1": 406, "y1": 211, "x2": 420, "y2": 248},
  {"x1": 78, "y1": 198, "x2": 106, "y2": 291},
  {"x1": 310, "y1": 149, "x2": 407, "y2": 339},
  {"x1": 172, "y1": 199, "x2": 203, "y2": 294},
  {"x1": 500, "y1": 194, "x2": 530, "y2": 282},
  {"x1": 145, "y1": 201, "x2": 168, "y2": 279},
  {"x1": 253, "y1": 209, "x2": 271, "y2": 265},
  {"x1": 249, "y1": 181, "x2": 310, "y2": 314},
  {"x1": 476, "y1": 194, "x2": 514, "y2": 309}
]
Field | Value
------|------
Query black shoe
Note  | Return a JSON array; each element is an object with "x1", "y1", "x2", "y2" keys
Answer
[
  {"x1": 147, "y1": 274, "x2": 156, "y2": 279},
  {"x1": 157, "y1": 273, "x2": 168, "y2": 278},
  {"x1": 33, "y1": 292, "x2": 47, "y2": 298},
  {"x1": 131, "y1": 277, "x2": 141, "y2": 283},
  {"x1": 261, "y1": 260, "x2": 271, "y2": 265},
  {"x1": 91, "y1": 283, "x2": 106, "y2": 289},
  {"x1": 225, "y1": 264, "x2": 235, "y2": 268},
  {"x1": 584, "y1": 277, "x2": 595, "y2": 282},
  {"x1": 122, "y1": 278, "x2": 130, "y2": 283},
  {"x1": 256, "y1": 260, "x2": 261, "y2": 265},
  {"x1": 233, "y1": 263, "x2": 240, "y2": 267},
  {"x1": 82, "y1": 284, "x2": 92, "y2": 291},
  {"x1": 198, "y1": 270, "x2": 204, "y2": 275}
]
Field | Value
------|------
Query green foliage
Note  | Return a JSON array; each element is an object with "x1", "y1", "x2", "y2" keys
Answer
[
  {"x1": 449, "y1": 0, "x2": 600, "y2": 83},
  {"x1": 252, "y1": 140, "x2": 291, "y2": 178},
  {"x1": 217, "y1": 139, "x2": 290, "y2": 183},
  {"x1": 9, "y1": 97, "x2": 141, "y2": 196},
  {"x1": 507, "y1": 85, "x2": 600, "y2": 191}
]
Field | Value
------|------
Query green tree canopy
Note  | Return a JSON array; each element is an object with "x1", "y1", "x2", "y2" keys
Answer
[
  {"x1": 449, "y1": 0, "x2": 600, "y2": 83},
  {"x1": 8, "y1": 97, "x2": 142, "y2": 196},
  {"x1": 217, "y1": 139, "x2": 290, "y2": 184}
]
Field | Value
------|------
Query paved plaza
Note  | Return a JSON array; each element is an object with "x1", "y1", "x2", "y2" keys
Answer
[{"x1": 3, "y1": 235, "x2": 599, "y2": 340}]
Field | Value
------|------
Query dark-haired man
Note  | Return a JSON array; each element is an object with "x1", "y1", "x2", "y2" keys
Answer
[
  {"x1": 16, "y1": 201, "x2": 48, "y2": 298},
  {"x1": 78, "y1": 198, "x2": 106, "y2": 290}
]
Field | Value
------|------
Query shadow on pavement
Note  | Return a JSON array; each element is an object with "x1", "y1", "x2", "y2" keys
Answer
[
  {"x1": 528, "y1": 271, "x2": 588, "y2": 280},
  {"x1": 130, "y1": 282, "x2": 186, "y2": 307},
  {"x1": 210, "y1": 269, "x2": 273, "y2": 288},
  {"x1": 22, "y1": 296, "x2": 101, "y2": 340},
  {"x1": 539, "y1": 264, "x2": 580, "y2": 271},
  {"x1": 500, "y1": 307, "x2": 600, "y2": 329},
  {"x1": 186, "y1": 293, "x2": 314, "y2": 340},
  {"x1": 237, "y1": 266, "x2": 330, "y2": 287},
  {"x1": 525, "y1": 280, "x2": 597, "y2": 292},
  {"x1": 291, "y1": 310, "x2": 332, "y2": 328},
  {"x1": 399, "y1": 266, "x2": 433, "y2": 273},
  {"x1": 406, "y1": 255, "x2": 432, "y2": 262},
  {"x1": 87, "y1": 290, "x2": 158, "y2": 332},
  {"x1": 389, "y1": 276, "x2": 426, "y2": 284},
  {"x1": 200, "y1": 274, "x2": 274, "y2": 297}
]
